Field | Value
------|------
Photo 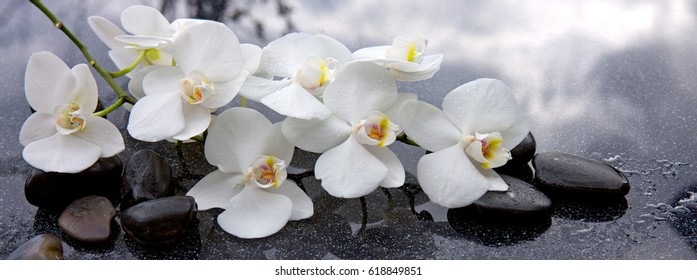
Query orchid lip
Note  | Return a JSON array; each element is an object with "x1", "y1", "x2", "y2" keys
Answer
[
  {"x1": 355, "y1": 111, "x2": 399, "y2": 148},
  {"x1": 463, "y1": 131, "x2": 512, "y2": 169},
  {"x1": 246, "y1": 155, "x2": 288, "y2": 189},
  {"x1": 54, "y1": 102, "x2": 87, "y2": 135}
]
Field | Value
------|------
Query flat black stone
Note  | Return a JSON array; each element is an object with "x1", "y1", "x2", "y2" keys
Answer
[
  {"x1": 120, "y1": 196, "x2": 197, "y2": 246},
  {"x1": 451, "y1": 174, "x2": 552, "y2": 224},
  {"x1": 121, "y1": 150, "x2": 173, "y2": 209},
  {"x1": 58, "y1": 196, "x2": 116, "y2": 244},
  {"x1": 24, "y1": 156, "x2": 123, "y2": 210},
  {"x1": 533, "y1": 152, "x2": 630, "y2": 197},
  {"x1": 7, "y1": 234, "x2": 63, "y2": 260},
  {"x1": 506, "y1": 132, "x2": 537, "y2": 167}
]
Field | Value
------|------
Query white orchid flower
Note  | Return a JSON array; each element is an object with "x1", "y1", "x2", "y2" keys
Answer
[
  {"x1": 19, "y1": 52, "x2": 124, "y2": 173},
  {"x1": 186, "y1": 107, "x2": 313, "y2": 238},
  {"x1": 239, "y1": 32, "x2": 353, "y2": 120},
  {"x1": 282, "y1": 61, "x2": 413, "y2": 198},
  {"x1": 399, "y1": 78, "x2": 529, "y2": 208},
  {"x1": 126, "y1": 21, "x2": 248, "y2": 142},
  {"x1": 353, "y1": 36, "x2": 443, "y2": 82}
]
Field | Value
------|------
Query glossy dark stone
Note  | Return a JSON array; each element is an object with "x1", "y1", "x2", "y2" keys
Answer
[
  {"x1": 451, "y1": 175, "x2": 552, "y2": 223},
  {"x1": 24, "y1": 156, "x2": 123, "y2": 209},
  {"x1": 506, "y1": 132, "x2": 537, "y2": 166},
  {"x1": 121, "y1": 150, "x2": 173, "y2": 209},
  {"x1": 7, "y1": 234, "x2": 63, "y2": 260},
  {"x1": 120, "y1": 196, "x2": 197, "y2": 246},
  {"x1": 58, "y1": 196, "x2": 116, "y2": 244},
  {"x1": 533, "y1": 152, "x2": 630, "y2": 197}
]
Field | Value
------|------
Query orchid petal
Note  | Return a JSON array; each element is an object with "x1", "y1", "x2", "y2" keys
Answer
[
  {"x1": 478, "y1": 166, "x2": 509, "y2": 192},
  {"x1": 87, "y1": 16, "x2": 126, "y2": 50},
  {"x1": 315, "y1": 135, "x2": 387, "y2": 198},
  {"x1": 239, "y1": 76, "x2": 293, "y2": 102},
  {"x1": 25, "y1": 52, "x2": 75, "y2": 113},
  {"x1": 399, "y1": 100, "x2": 461, "y2": 151},
  {"x1": 108, "y1": 49, "x2": 142, "y2": 76},
  {"x1": 353, "y1": 46, "x2": 389, "y2": 61},
  {"x1": 127, "y1": 93, "x2": 185, "y2": 142},
  {"x1": 323, "y1": 61, "x2": 397, "y2": 124},
  {"x1": 261, "y1": 123, "x2": 295, "y2": 166},
  {"x1": 261, "y1": 33, "x2": 352, "y2": 78},
  {"x1": 23, "y1": 133, "x2": 100, "y2": 173},
  {"x1": 115, "y1": 35, "x2": 169, "y2": 48},
  {"x1": 205, "y1": 107, "x2": 273, "y2": 173},
  {"x1": 171, "y1": 103, "x2": 211, "y2": 141},
  {"x1": 501, "y1": 118, "x2": 530, "y2": 150},
  {"x1": 75, "y1": 116, "x2": 124, "y2": 157},
  {"x1": 69, "y1": 64, "x2": 98, "y2": 113},
  {"x1": 142, "y1": 66, "x2": 185, "y2": 96},
  {"x1": 260, "y1": 82, "x2": 331, "y2": 120},
  {"x1": 443, "y1": 78, "x2": 519, "y2": 134},
  {"x1": 186, "y1": 170, "x2": 243, "y2": 210},
  {"x1": 217, "y1": 185, "x2": 292, "y2": 238},
  {"x1": 416, "y1": 142, "x2": 489, "y2": 208},
  {"x1": 383, "y1": 92, "x2": 417, "y2": 133},
  {"x1": 199, "y1": 70, "x2": 248, "y2": 109},
  {"x1": 128, "y1": 65, "x2": 168, "y2": 100},
  {"x1": 264, "y1": 180, "x2": 313, "y2": 220},
  {"x1": 241, "y1": 43, "x2": 262, "y2": 74},
  {"x1": 365, "y1": 146, "x2": 405, "y2": 189},
  {"x1": 19, "y1": 113, "x2": 56, "y2": 146},
  {"x1": 173, "y1": 21, "x2": 242, "y2": 81},
  {"x1": 121, "y1": 5, "x2": 173, "y2": 37},
  {"x1": 281, "y1": 114, "x2": 352, "y2": 153}
]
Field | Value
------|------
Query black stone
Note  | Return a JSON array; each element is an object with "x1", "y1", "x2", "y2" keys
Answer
[
  {"x1": 7, "y1": 234, "x2": 63, "y2": 260},
  {"x1": 451, "y1": 175, "x2": 552, "y2": 223},
  {"x1": 533, "y1": 152, "x2": 630, "y2": 197},
  {"x1": 447, "y1": 208, "x2": 551, "y2": 247},
  {"x1": 58, "y1": 196, "x2": 116, "y2": 244},
  {"x1": 505, "y1": 132, "x2": 536, "y2": 167},
  {"x1": 24, "y1": 156, "x2": 123, "y2": 209},
  {"x1": 121, "y1": 150, "x2": 173, "y2": 209},
  {"x1": 120, "y1": 196, "x2": 197, "y2": 246}
]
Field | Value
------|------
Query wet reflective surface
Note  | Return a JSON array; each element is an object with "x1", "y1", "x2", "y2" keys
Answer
[{"x1": 1, "y1": 0, "x2": 697, "y2": 259}]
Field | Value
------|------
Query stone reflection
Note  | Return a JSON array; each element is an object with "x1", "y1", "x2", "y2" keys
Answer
[
  {"x1": 669, "y1": 186, "x2": 697, "y2": 251},
  {"x1": 551, "y1": 196, "x2": 628, "y2": 223},
  {"x1": 447, "y1": 208, "x2": 551, "y2": 247},
  {"x1": 124, "y1": 217, "x2": 202, "y2": 260}
]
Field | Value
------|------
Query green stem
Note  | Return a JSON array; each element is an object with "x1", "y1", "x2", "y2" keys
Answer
[
  {"x1": 30, "y1": 0, "x2": 137, "y2": 105},
  {"x1": 92, "y1": 97, "x2": 124, "y2": 117},
  {"x1": 396, "y1": 133, "x2": 420, "y2": 148},
  {"x1": 240, "y1": 96, "x2": 247, "y2": 108},
  {"x1": 110, "y1": 50, "x2": 145, "y2": 78}
]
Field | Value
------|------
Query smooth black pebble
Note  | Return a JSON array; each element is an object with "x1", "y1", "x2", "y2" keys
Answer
[
  {"x1": 121, "y1": 150, "x2": 173, "y2": 209},
  {"x1": 24, "y1": 156, "x2": 122, "y2": 209},
  {"x1": 120, "y1": 196, "x2": 197, "y2": 246},
  {"x1": 58, "y1": 196, "x2": 116, "y2": 244},
  {"x1": 533, "y1": 152, "x2": 630, "y2": 197},
  {"x1": 7, "y1": 234, "x2": 63, "y2": 260}
]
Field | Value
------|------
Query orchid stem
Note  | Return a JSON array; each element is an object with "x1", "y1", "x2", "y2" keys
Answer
[
  {"x1": 30, "y1": 0, "x2": 137, "y2": 105},
  {"x1": 190, "y1": 135, "x2": 205, "y2": 143},
  {"x1": 92, "y1": 97, "x2": 125, "y2": 117},
  {"x1": 396, "y1": 134, "x2": 420, "y2": 147},
  {"x1": 110, "y1": 50, "x2": 145, "y2": 78},
  {"x1": 240, "y1": 96, "x2": 247, "y2": 108}
]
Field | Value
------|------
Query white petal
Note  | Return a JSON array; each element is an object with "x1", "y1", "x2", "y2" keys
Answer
[
  {"x1": 478, "y1": 167, "x2": 509, "y2": 192},
  {"x1": 315, "y1": 135, "x2": 387, "y2": 198},
  {"x1": 108, "y1": 49, "x2": 142, "y2": 77},
  {"x1": 186, "y1": 170, "x2": 243, "y2": 210},
  {"x1": 264, "y1": 180, "x2": 313, "y2": 220},
  {"x1": 115, "y1": 35, "x2": 169, "y2": 48},
  {"x1": 87, "y1": 16, "x2": 126, "y2": 50},
  {"x1": 260, "y1": 33, "x2": 352, "y2": 78},
  {"x1": 388, "y1": 55, "x2": 443, "y2": 82},
  {"x1": 121, "y1": 5, "x2": 173, "y2": 37},
  {"x1": 205, "y1": 107, "x2": 273, "y2": 173},
  {"x1": 241, "y1": 43, "x2": 262, "y2": 74},
  {"x1": 416, "y1": 142, "x2": 489, "y2": 208},
  {"x1": 238, "y1": 76, "x2": 293, "y2": 102},
  {"x1": 173, "y1": 21, "x2": 242, "y2": 81},
  {"x1": 353, "y1": 46, "x2": 389, "y2": 60},
  {"x1": 323, "y1": 61, "x2": 398, "y2": 124},
  {"x1": 399, "y1": 100, "x2": 461, "y2": 151},
  {"x1": 75, "y1": 116, "x2": 125, "y2": 157},
  {"x1": 260, "y1": 82, "x2": 331, "y2": 120},
  {"x1": 217, "y1": 185, "x2": 292, "y2": 238},
  {"x1": 171, "y1": 103, "x2": 211, "y2": 141},
  {"x1": 23, "y1": 133, "x2": 101, "y2": 173},
  {"x1": 383, "y1": 92, "x2": 417, "y2": 131},
  {"x1": 127, "y1": 93, "x2": 185, "y2": 142},
  {"x1": 25, "y1": 52, "x2": 76, "y2": 113},
  {"x1": 261, "y1": 123, "x2": 295, "y2": 166},
  {"x1": 365, "y1": 146, "x2": 405, "y2": 189},
  {"x1": 69, "y1": 64, "x2": 98, "y2": 113},
  {"x1": 128, "y1": 65, "x2": 168, "y2": 100},
  {"x1": 19, "y1": 113, "x2": 56, "y2": 146},
  {"x1": 443, "y1": 78, "x2": 519, "y2": 134},
  {"x1": 200, "y1": 71, "x2": 248, "y2": 109},
  {"x1": 142, "y1": 66, "x2": 185, "y2": 96},
  {"x1": 281, "y1": 114, "x2": 352, "y2": 153},
  {"x1": 501, "y1": 118, "x2": 530, "y2": 150}
]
